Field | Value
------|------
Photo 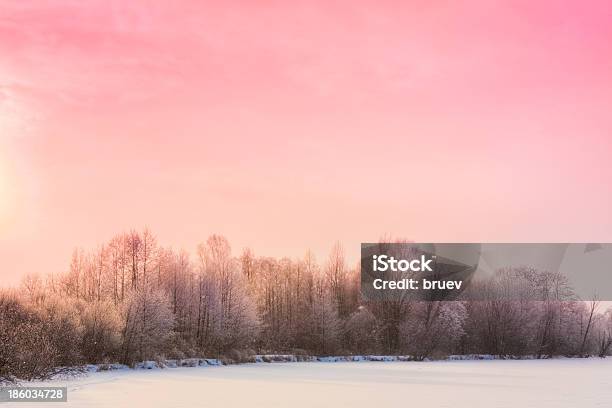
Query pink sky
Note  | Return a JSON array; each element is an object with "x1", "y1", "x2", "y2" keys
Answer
[{"x1": 1, "y1": 1, "x2": 612, "y2": 286}]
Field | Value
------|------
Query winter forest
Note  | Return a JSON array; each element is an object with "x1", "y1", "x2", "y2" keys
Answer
[{"x1": 2, "y1": 229, "x2": 612, "y2": 381}]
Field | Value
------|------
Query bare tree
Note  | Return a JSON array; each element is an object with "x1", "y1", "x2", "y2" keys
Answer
[
  {"x1": 580, "y1": 300, "x2": 600, "y2": 356},
  {"x1": 120, "y1": 288, "x2": 173, "y2": 364}
]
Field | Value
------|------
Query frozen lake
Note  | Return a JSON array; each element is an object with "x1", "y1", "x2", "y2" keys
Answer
[{"x1": 7, "y1": 359, "x2": 612, "y2": 408}]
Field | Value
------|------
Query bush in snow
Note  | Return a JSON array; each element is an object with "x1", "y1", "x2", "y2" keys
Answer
[
  {"x1": 345, "y1": 306, "x2": 380, "y2": 354},
  {"x1": 0, "y1": 291, "x2": 59, "y2": 381},
  {"x1": 119, "y1": 287, "x2": 174, "y2": 365},
  {"x1": 400, "y1": 301, "x2": 467, "y2": 360},
  {"x1": 77, "y1": 299, "x2": 121, "y2": 363}
]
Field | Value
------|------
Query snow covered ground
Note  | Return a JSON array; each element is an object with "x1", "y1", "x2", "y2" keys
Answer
[{"x1": 6, "y1": 359, "x2": 612, "y2": 408}]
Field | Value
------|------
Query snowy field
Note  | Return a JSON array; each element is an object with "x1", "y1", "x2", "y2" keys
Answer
[{"x1": 6, "y1": 359, "x2": 612, "y2": 408}]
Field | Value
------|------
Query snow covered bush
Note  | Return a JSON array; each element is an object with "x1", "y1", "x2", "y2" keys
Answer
[
  {"x1": 77, "y1": 299, "x2": 121, "y2": 363},
  {"x1": 400, "y1": 301, "x2": 467, "y2": 360},
  {"x1": 345, "y1": 306, "x2": 380, "y2": 354},
  {"x1": 120, "y1": 288, "x2": 174, "y2": 365},
  {"x1": 0, "y1": 291, "x2": 59, "y2": 381}
]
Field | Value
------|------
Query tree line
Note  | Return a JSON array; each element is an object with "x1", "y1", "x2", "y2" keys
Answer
[{"x1": 2, "y1": 229, "x2": 612, "y2": 381}]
